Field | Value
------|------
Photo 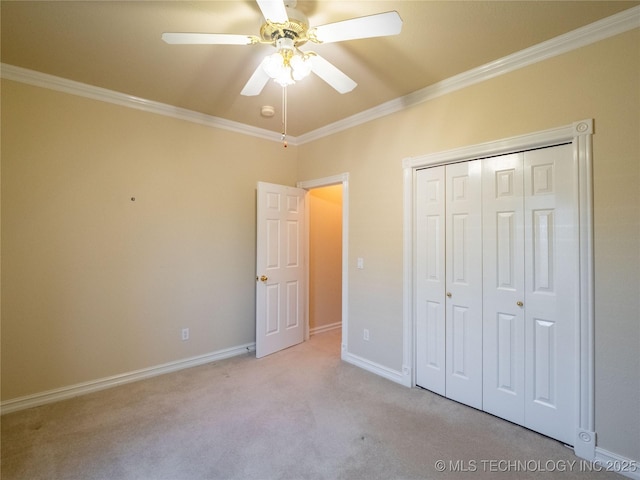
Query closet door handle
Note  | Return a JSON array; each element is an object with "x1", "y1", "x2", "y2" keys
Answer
[
  {"x1": 516, "y1": 301, "x2": 524, "y2": 307},
  {"x1": 446, "y1": 292, "x2": 452, "y2": 298}
]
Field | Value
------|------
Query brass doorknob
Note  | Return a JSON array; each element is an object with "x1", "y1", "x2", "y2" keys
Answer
[
  {"x1": 259, "y1": 275, "x2": 268, "y2": 282},
  {"x1": 516, "y1": 301, "x2": 524, "y2": 307},
  {"x1": 446, "y1": 292, "x2": 452, "y2": 298}
]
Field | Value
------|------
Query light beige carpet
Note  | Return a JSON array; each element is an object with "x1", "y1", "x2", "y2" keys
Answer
[{"x1": 1, "y1": 330, "x2": 620, "y2": 479}]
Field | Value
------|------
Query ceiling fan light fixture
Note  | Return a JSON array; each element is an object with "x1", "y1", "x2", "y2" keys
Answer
[
  {"x1": 263, "y1": 53, "x2": 294, "y2": 87},
  {"x1": 262, "y1": 37, "x2": 311, "y2": 87},
  {"x1": 164, "y1": 1, "x2": 402, "y2": 98}
]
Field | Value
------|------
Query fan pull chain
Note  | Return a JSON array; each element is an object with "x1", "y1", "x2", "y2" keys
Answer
[{"x1": 281, "y1": 85, "x2": 288, "y2": 148}]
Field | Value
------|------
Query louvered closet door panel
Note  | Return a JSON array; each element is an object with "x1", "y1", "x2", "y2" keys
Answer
[
  {"x1": 415, "y1": 167, "x2": 446, "y2": 394},
  {"x1": 445, "y1": 160, "x2": 483, "y2": 409},
  {"x1": 482, "y1": 153, "x2": 526, "y2": 424},
  {"x1": 523, "y1": 144, "x2": 577, "y2": 445}
]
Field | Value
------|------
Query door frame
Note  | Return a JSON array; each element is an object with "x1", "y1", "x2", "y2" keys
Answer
[
  {"x1": 402, "y1": 120, "x2": 595, "y2": 460},
  {"x1": 297, "y1": 173, "x2": 350, "y2": 358}
]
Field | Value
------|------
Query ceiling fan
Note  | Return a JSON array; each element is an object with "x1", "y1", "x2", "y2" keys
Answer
[{"x1": 162, "y1": 0, "x2": 403, "y2": 96}]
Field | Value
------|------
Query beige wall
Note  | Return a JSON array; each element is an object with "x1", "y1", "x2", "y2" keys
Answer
[
  {"x1": 297, "y1": 29, "x2": 640, "y2": 460},
  {"x1": 1, "y1": 79, "x2": 297, "y2": 400},
  {"x1": 308, "y1": 185, "x2": 342, "y2": 332}
]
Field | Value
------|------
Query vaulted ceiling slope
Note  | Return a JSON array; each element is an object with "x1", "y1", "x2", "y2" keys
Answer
[{"x1": 2, "y1": 1, "x2": 638, "y2": 138}]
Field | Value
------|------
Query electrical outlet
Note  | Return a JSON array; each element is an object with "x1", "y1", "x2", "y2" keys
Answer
[
  {"x1": 181, "y1": 328, "x2": 189, "y2": 341},
  {"x1": 363, "y1": 329, "x2": 370, "y2": 341}
]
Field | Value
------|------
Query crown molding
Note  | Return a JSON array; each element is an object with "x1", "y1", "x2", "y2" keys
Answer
[
  {"x1": 0, "y1": 63, "x2": 296, "y2": 145},
  {"x1": 2, "y1": 6, "x2": 638, "y2": 146},
  {"x1": 297, "y1": 5, "x2": 640, "y2": 145}
]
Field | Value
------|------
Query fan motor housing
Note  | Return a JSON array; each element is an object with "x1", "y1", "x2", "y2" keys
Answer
[{"x1": 260, "y1": 6, "x2": 309, "y2": 46}]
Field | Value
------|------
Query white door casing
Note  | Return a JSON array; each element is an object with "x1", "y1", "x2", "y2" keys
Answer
[
  {"x1": 256, "y1": 182, "x2": 305, "y2": 358},
  {"x1": 297, "y1": 173, "x2": 350, "y2": 358}
]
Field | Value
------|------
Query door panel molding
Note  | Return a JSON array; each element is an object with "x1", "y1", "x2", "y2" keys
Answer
[
  {"x1": 415, "y1": 167, "x2": 446, "y2": 392},
  {"x1": 404, "y1": 119, "x2": 595, "y2": 459},
  {"x1": 445, "y1": 160, "x2": 483, "y2": 409},
  {"x1": 482, "y1": 153, "x2": 526, "y2": 426}
]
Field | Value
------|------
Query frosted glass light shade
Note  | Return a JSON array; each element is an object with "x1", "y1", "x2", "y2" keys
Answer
[
  {"x1": 290, "y1": 55, "x2": 311, "y2": 80},
  {"x1": 262, "y1": 50, "x2": 310, "y2": 87}
]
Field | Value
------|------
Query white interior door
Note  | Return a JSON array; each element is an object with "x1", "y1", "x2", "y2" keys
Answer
[
  {"x1": 523, "y1": 145, "x2": 577, "y2": 445},
  {"x1": 256, "y1": 182, "x2": 305, "y2": 358},
  {"x1": 444, "y1": 160, "x2": 483, "y2": 409},
  {"x1": 482, "y1": 153, "x2": 526, "y2": 424},
  {"x1": 415, "y1": 166, "x2": 446, "y2": 394}
]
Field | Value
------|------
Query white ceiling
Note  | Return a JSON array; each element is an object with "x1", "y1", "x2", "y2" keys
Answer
[{"x1": 2, "y1": 1, "x2": 638, "y2": 137}]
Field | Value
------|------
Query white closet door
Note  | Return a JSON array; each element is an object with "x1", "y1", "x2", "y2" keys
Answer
[
  {"x1": 415, "y1": 145, "x2": 578, "y2": 445},
  {"x1": 524, "y1": 144, "x2": 577, "y2": 445},
  {"x1": 445, "y1": 160, "x2": 483, "y2": 409},
  {"x1": 482, "y1": 153, "x2": 526, "y2": 424},
  {"x1": 415, "y1": 167, "x2": 446, "y2": 394}
]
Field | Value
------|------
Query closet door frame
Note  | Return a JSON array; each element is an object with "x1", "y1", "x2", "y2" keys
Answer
[{"x1": 402, "y1": 119, "x2": 595, "y2": 460}]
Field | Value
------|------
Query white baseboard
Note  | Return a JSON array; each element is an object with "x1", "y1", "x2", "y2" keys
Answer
[
  {"x1": 342, "y1": 351, "x2": 411, "y2": 387},
  {"x1": 1, "y1": 342, "x2": 255, "y2": 415},
  {"x1": 594, "y1": 447, "x2": 640, "y2": 480},
  {"x1": 309, "y1": 321, "x2": 342, "y2": 336}
]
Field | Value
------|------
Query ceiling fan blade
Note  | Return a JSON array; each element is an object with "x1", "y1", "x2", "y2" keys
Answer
[
  {"x1": 241, "y1": 59, "x2": 272, "y2": 96},
  {"x1": 312, "y1": 11, "x2": 402, "y2": 44},
  {"x1": 309, "y1": 55, "x2": 357, "y2": 94},
  {"x1": 256, "y1": 0, "x2": 288, "y2": 24},
  {"x1": 161, "y1": 33, "x2": 255, "y2": 45}
]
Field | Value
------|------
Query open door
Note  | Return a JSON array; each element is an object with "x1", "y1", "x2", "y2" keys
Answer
[{"x1": 255, "y1": 182, "x2": 306, "y2": 358}]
